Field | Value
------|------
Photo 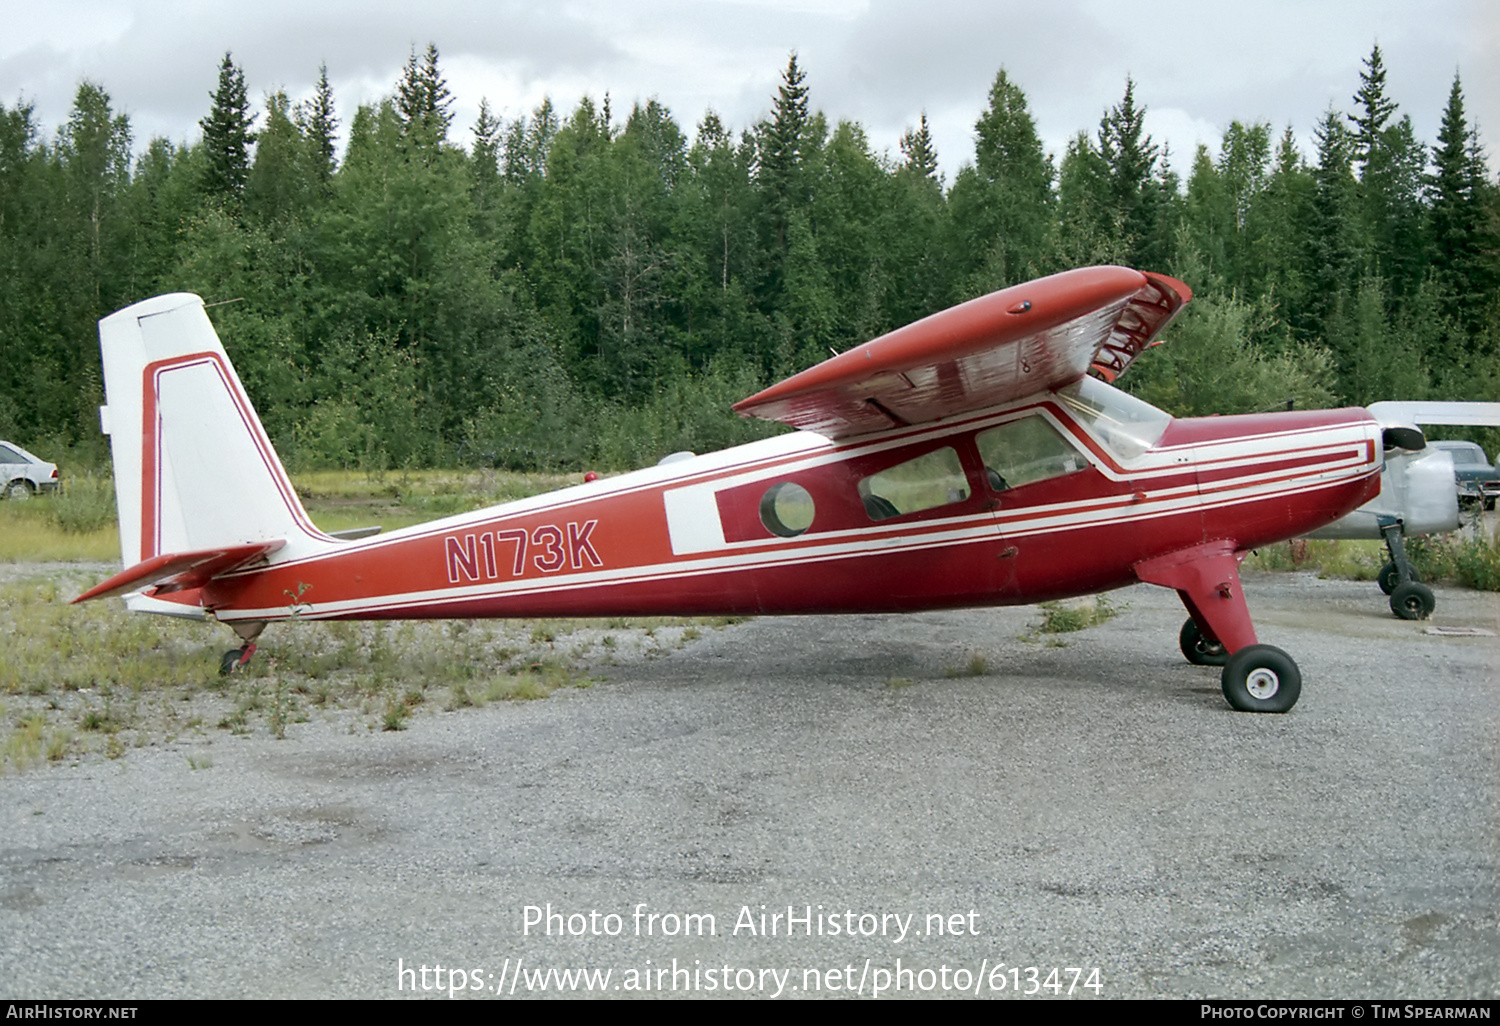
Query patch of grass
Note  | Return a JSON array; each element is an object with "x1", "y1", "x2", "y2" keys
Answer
[
  {"x1": 292, "y1": 468, "x2": 580, "y2": 534},
  {"x1": 1247, "y1": 533, "x2": 1500, "y2": 592},
  {"x1": 4, "y1": 713, "x2": 48, "y2": 769},
  {"x1": 1243, "y1": 539, "x2": 1383, "y2": 580},
  {"x1": 382, "y1": 702, "x2": 410, "y2": 731},
  {"x1": 46, "y1": 730, "x2": 72, "y2": 762},
  {"x1": 1035, "y1": 596, "x2": 1118, "y2": 634},
  {"x1": 1410, "y1": 532, "x2": 1500, "y2": 591},
  {"x1": 0, "y1": 500, "x2": 119, "y2": 562},
  {"x1": 1, "y1": 558, "x2": 743, "y2": 770},
  {"x1": 944, "y1": 652, "x2": 990, "y2": 678},
  {"x1": 79, "y1": 707, "x2": 117, "y2": 732},
  {"x1": 886, "y1": 677, "x2": 915, "y2": 688},
  {"x1": 478, "y1": 662, "x2": 595, "y2": 703}
]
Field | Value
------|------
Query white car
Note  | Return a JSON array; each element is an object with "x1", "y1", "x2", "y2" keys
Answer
[{"x1": 0, "y1": 441, "x2": 59, "y2": 500}]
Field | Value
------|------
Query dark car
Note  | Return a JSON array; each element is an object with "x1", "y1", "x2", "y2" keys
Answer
[
  {"x1": 0, "y1": 441, "x2": 59, "y2": 500},
  {"x1": 1429, "y1": 440, "x2": 1500, "y2": 511}
]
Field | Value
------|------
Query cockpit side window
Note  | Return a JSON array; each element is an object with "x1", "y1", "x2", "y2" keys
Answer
[
  {"x1": 858, "y1": 446, "x2": 970, "y2": 521},
  {"x1": 975, "y1": 416, "x2": 1087, "y2": 491}
]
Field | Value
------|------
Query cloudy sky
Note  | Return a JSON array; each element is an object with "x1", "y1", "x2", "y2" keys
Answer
[{"x1": 3, "y1": 0, "x2": 1496, "y2": 181}]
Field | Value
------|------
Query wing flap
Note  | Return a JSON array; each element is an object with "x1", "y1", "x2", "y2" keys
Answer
[
  {"x1": 734, "y1": 266, "x2": 1190, "y2": 438},
  {"x1": 73, "y1": 540, "x2": 285, "y2": 604}
]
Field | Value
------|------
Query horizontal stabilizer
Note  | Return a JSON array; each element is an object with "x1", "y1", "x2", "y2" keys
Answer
[{"x1": 73, "y1": 541, "x2": 284, "y2": 604}]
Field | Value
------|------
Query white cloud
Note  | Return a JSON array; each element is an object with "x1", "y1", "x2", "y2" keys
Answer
[{"x1": 0, "y1": 0, "x2": 1492, "y2": 176}]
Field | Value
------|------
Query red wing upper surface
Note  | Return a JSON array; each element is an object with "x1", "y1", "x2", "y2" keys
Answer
[{"x1": 733, "y1": 266, "x2": 1191, "y2": 438}]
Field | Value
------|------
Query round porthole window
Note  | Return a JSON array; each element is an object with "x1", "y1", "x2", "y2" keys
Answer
[{"x1": 759, "y1": 482, "x2": 815, "y2": 537}]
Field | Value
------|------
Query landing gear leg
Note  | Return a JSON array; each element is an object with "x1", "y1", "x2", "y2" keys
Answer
[
  {"x1": 220, "y1": 621, "x2": 267, "y2": 676},
  {"x1": 1377, "y1": 515, "x2": 1435, "y2": 620},
  {"x1": 1136, "y1": 541, "x2": 1301, "y2": 713}
]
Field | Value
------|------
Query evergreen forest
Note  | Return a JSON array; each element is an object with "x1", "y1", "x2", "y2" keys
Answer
[{"x1": 2, "y1": 45, "x2": 1497, "y2": 473}]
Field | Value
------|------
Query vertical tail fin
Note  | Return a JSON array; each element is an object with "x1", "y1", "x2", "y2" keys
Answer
[{"x1": 98, "y1": 294, "x2": 327, "y2": 570}]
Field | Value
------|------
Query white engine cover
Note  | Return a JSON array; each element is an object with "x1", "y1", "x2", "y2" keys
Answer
[{"x1": 1307, "y1": 448, "x2": 1458, "y2": 539}]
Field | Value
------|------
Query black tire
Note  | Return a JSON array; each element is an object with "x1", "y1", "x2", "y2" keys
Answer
[
  {"x1": 1390, "y1": 581, "x2": 1435, "y2": 620},
  {"x1": 220, "y1": 648, "x2": 245, "y2": 676},
  {"x1": 3, "y1": 479, "x2": 33, "y2": 501},
  {"x1": 1179, "y1": 618, "x2": 1228, "y2": 666},
  {"x1": 1377, "y1": 562, "x2": 1420, "y2": 596},
  {"x1": 1221, "y1": 645, "x2": 1301, "y2": 713}
]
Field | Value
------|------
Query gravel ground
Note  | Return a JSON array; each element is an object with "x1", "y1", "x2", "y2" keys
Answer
[{"x1": 2, "y1": 570, "x2": 1496, "y2": 1000}]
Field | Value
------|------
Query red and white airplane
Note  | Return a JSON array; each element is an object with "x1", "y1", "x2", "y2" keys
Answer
[{"x1": 77, "y1": 266, "x2": 1391, "y2": 713}]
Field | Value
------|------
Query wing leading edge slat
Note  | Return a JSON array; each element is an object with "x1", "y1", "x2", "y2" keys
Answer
[{"x1": 733, "y1": 266, "x2": 1190, "y2": 438}]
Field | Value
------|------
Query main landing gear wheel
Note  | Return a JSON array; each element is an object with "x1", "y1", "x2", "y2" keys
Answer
[
  {"x1": 1221, "y1": 645, "x2": 1301, "y2": 713},
  {"x1": 1389, "y1": 581, "x2": 1435, "y2": 620},
  {"x1": 1377, "y1": 561, "x2": 1421, "y2": 596},
  {"x1": 1179, "y1": 618, "x2": 1229, "y2": 666},
  {"x1": 219, "y1": 643, "x2": 257, "y2": 676}
]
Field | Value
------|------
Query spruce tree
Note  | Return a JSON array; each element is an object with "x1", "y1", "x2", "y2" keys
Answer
[
  {"x1": 899, "y1": 113, "x2": 938, "y2": 181},
  {"x1": 761, "y1": 52, "x2": 809, "y2": 196},
  {"x1": 1097, "y1": 77, "x2": 1164, "y2": 267},
  {"x1": 200, "y1": 52, "x2": 257, "y2": 206},
  {"x1": 472, "y1": 98, "x2": 501, "y2": 182},
  {"x1": 396, "y1": 43, "x2": 453, "y2": 156},
  {"x1": 1346, "y1": 45, "x2": 1424, "y2": 295},
  {"x1": 1348, "y1": 44, "x2": 1396, "y2": 175},
  {"x1": 1427, "y1": 74, "x2": 1498, "y2": 333},
  {"x1": 297, "y1": 63, "x2": 338, "y2": 188},
  {"x1": 949, "y1": 69, "x2": 1053, "y2": 290}
]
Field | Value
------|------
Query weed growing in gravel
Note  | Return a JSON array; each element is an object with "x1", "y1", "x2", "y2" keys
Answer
[
  {"x1": 1035, "y1": 596, "x2": 1117, "y2": 634},
  {"x1": 943, "y1": 652, "x2": 990, "y2": 678}
]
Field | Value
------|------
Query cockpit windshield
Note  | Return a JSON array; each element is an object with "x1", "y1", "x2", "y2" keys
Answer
[{"x1": 1055, "y1": 376, "x2": 1171, "y2": 460}]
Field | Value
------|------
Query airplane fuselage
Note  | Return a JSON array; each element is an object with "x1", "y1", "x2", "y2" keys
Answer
[{"x1": 186, "y1": 382, "x2": 1382, "y2": 627}]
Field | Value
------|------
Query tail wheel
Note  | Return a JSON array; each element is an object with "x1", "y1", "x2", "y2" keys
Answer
[
  {"x1": 1179, "y1": 618, "x2": 1228, "y2": 666},
  {"x1": 1389, "y1": 581, "x2": 1435, "y2": 620},
  {"x1": 219, "y1": 643, "x2": 258, "y2": 676},
  {"x1": 1221, "y1": 645, "x2": 1301, "y2": 713}
]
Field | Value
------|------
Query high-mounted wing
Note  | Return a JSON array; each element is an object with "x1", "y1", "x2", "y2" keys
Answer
[{"x1": 734, "y1": 266, "x2": 1190, "y2": 438}]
